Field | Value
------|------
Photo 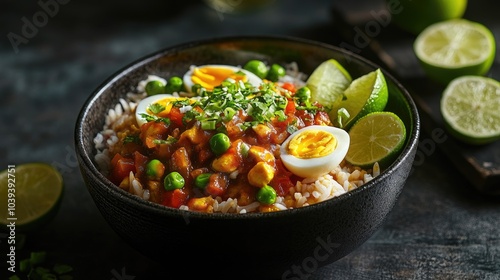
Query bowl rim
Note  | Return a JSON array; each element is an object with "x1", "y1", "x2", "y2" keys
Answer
[{"x1": 75, "y1": 34, "x2": 420, "y2": 220}]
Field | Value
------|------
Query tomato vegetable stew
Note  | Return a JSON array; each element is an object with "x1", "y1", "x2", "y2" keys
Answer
[{"x1": 93, "y1": 61, "x2": 380, "y2": 213}]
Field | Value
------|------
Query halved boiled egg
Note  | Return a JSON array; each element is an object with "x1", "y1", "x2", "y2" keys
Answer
[
  {"x1": 183, "y1": 64, "x2": 262, "y2": 93},
  {"x1": 135, "y1": 94, "x2": 187, "y2": 126},
  {"x1": 280, "y1": 125, "x2": 350, "y2": 178}
]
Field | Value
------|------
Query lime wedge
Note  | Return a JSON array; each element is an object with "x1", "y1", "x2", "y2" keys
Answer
[
  {"x1": 440, "y1": 75, "x2": 500, "y2": 145},
  {"x1": 0, "y1": 163, "x2": 64, "y2": 232},
  {"x1": 306, "y1": 59, "x2": 352, "y2": 112},
  {"x1": 330, "y1": 68, "x2": 388, "y2": 130},
  {"x1": 346, "y1": 112, "x2": 406, "y2": 168},
  {"x1": 414, "y1": 19, "x2": 496, "y2": 85}
]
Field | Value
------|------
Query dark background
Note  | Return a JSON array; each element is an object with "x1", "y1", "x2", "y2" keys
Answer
[{"x1": 2, "y1": 0, "x2": 500, "y2": 279}]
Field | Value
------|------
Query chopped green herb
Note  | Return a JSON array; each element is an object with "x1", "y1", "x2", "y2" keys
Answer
[
  {"x1": 222, "y1": 107, "x2": 236, "y2": 121},
  {"x1": 30, "y1": 251, "x2": 47, "y2": 266},
  {"x1": 161, "y1": 78, "x2": 324, "y2": 132},
  {"x1": 140, "y1": 113, "x2": 171, "y2": 125},
  {"x1": 53, "y1": 264, "x2": 73, "y2": 275},
  {"x1": 20, "y1": 258, "x2": 32, "y2": 273},
  {"x1": 152, "y1": 136, "x2": 177, "y2": 145},
  {"x1": 148, "y1": 103, "x2": 166, "y2": 114},
  {"x1": 41, "y1": 272, "x2": 57, "y2": 280},
  {"x1": 140, "y1": 113, "x2": 157, "y2": 122},
  {"x1": 15, "y1": 249, "x2": 75, "y2": 280},
  {"x1": 201, "y1": 119, "x2": 217, "y2": 130},
  {"x1": 123, "y1": 135, "x2": 141, "y2": 144},
  {"x1": 239, "y1": 142, "x2": 250, "y2": 157},
  {"x1": 192, "y1": 83, "x2": 203, "y2": 95},
  {"x1": 172, "y1": 99, "x2": 192, "y2": 107},
  {"x1": 287, "y1": 124, "x2": 298, "y2": 134}
]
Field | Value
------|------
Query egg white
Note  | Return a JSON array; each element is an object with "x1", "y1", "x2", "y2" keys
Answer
[
  {"x1": 183, "y1": 64, "x2": 263, "y2": 93},
  {"x1": 280, "y1": 125, "x2": 350, "y2": 178},
  {"x1": 135, "y1": 94, "x2": 181, "y2": 126}
]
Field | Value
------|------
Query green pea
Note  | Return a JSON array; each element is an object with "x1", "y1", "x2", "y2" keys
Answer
[
  {"x1": 243, "y1": 60, "x2": 268, "y2": 79},
  {"x1": 145, "y1": 80, "x2": 166, "y2": 96},
  {"x1": 266, "y1": 64, "x2": 286, "y2": 82},
  {"x1": 256, "y1": 185, "x2": 277, "y2": 205},
  {"x1": 164, "y1": 171, "x2": 185, "y2": 191},
  {"x1": 165, "y1": 76, "x2": 183, "y2": 94},
  {"x1": 194, "y1": 173, "x2": 212, "y2": 189},
  {"x1": 146, "y1": 159, "x2": 165, "y2": 180},
  {"x1": 295, "y1": 86, "x2": 311, "y2": 101},
  {"x1": 209, "y1": 133, "x2": 231, "y2": 156}
]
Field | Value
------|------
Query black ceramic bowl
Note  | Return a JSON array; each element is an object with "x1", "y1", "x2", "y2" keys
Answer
[{"x1": 75, "y1": 36, "x2": 420, "y2": 279}]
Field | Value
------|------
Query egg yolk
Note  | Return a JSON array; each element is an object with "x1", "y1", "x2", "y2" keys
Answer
[
  {"x1": 191, "y1": 66, "x2": 248, "y2": 90},
  {"x1": 287, "y1": 130, "x2": 337, "y2": 159},
  {"x1": 147, "y1": 97, "x2": 186, "y2": 117}
]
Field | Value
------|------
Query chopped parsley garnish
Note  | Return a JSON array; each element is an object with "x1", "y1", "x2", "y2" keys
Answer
[
  {"x1": 148, "y1": 103, "x2": 166, "y2": 114},
  {"x1": 140, "y1": 113, "x2": 171, "y2": 125},
  {"x1": 123, "y1": 135, "x2": 141, "y2": 144},
  {"x1": 152, "y1": 136, "x2": 177, "y2": 145},
  {"x1": 189, "y1": 79, "x2": 294, "y2": 131}
]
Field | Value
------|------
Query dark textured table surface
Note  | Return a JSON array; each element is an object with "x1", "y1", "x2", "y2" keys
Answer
[{"x1": 2, "y1": 0, "x2": 500, "y2": 279}]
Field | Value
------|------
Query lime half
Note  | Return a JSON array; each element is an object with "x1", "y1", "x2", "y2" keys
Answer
[
  {"x1": 0, "y1": 163, "x2": 64, "y2": 232},
  {"x1": 331, "y1": 68, "x2": 388, "y2": 130},
  {"x1": 307, "y1": 59, "x2": 352, "y2": 112},
  {"x1": 414, "y1": 19, "x2": 496, "y2": 85},
  {"x1": 346, "y1": 111, "x2": 406, "y2": 169},
  {"x1": 440, "y1": 75, "x2": 500, "y2": 145}
]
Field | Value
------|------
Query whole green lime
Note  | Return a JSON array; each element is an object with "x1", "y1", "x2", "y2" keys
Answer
[{"x1": 388, "y1": 0, "x2": 468, "y2": 34}]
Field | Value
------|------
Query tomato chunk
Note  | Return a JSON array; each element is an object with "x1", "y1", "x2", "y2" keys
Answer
[
  {"x1": 281, "y1": 82, "x2": 296, "y2": 93},
  {"x1": 134, "y1": 151, "x2": 149, "y2": 178},
  {"x1": 168, "y1": 107, "x2": 184, "y2": 127},
  {"x1": 269, "y1": 159, "x2": 294, "y2": 196},
  {"x1": 109, "y1": 153, "x2": 135, "y2": 185}
]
